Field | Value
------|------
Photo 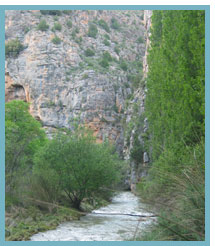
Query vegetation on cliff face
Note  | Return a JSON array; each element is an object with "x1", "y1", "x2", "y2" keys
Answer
[
  {"x1": 136, "y1": 10, "x2": 205, "y2": 241},
  {"x1": 5, "y1": 38, "x2": 24, "y2": 57}
]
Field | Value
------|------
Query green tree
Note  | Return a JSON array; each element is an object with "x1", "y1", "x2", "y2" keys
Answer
[
  {"x1": 146, "y1": 10, "x2": 205, "y2": 162},
  {"x1": 5, "y1": 100, "x2": 46, "y2": 193},
  {"x1": 33, "y1": 128, "x2": 122, "y2": 209},
  {"x1": 138, "y1": 10, "x2": 205, "y2": 241}
]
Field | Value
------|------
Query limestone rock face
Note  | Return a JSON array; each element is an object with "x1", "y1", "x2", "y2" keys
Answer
[
  {"x1": 5, "y1": 10, "x2": 152, "y2": 186},
  {"x1": 123, "y1": 10, "x2": 152, "y2": 189}
]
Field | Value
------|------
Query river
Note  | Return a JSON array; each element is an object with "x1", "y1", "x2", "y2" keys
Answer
[{"x1": 31, "y1": 191, "x2": 156, "y2": 241}]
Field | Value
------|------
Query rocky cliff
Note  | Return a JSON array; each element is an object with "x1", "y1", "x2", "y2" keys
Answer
[{"x1": 5, "y1": 10, "x2": 152, "y2": 189}]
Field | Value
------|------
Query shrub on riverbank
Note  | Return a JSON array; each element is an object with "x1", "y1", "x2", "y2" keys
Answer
[
  {"x1": 33, "y1": 127, "x2": 123, "y2": 209},
  {"x1": 137, "y1": 141, "x2": 205, "y2": 241}
]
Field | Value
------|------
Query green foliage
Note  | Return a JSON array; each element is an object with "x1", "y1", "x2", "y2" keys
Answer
[
  {"x1": 84, "y1": 48, "x2": 95, "y2": 57},
  {"x1": 98, "y1": 19, "x2": 110, "y2": 32},
  {"x1": 104, "y1": 34, "x2": 110, "y2": 40},
  {"x1": 137, "y1": 36, "x2": 144, "y2": 43},
  {"x1": 103, "y1": 39, "x2": 110, "y2": 46},
  {"x1": 112, "y1": 104, "x2": 118, "y2": 113},
  {"x1": 88, "y1": 24, "x2": 98, "y2": 38},
  {"x1": 111, "y1": 18, "x2": 120, "y2": 30},
  {"x1": 52, "y1": 22, "x2": 62, "y2": 31},
  {"x1": 23, "y1": 26, "x2": 30, "y2": 34},
  {"x1": 5, "y1": 100, "x2": 46, "y2": 194},
  {"x1": 114, "y1": 46, "x2": 120, "y2": 55},
  {"x1": 62, "y1": 10, "x2": 72, "y2": 15},
  {"x1": 74, "y1": 27, "x2": 80, "y2": 34},
  {"x1": 5, "y1": 38, "x2": 24, "y2": 57},
  {"x1": 82, "y1": 73, "x2": 89, "y2": 79},
  {"x1": 99, "y1": 59, "x2": 109, "y2": 68},
  {"x1": 137, "y1": 10, "x2": 205, "y2": 241},
  {"x1": 120, "y1": 60, "x2": 128, "y2": 71},
  {"x1": 102, "y1": 51, "x2": 112, "y2": 62},
  {"x1": 75, "y1": 36, "x2": 82, "y2": 45},
  {"x1": 33, "y1": 128, "x2": 122, "y2": 209},
  {"x1": 5, "y1": 205, "x2": 80, "y2": 241},
  {"x1": 40, "y1": 10, "x2": 62, "y2": 16},
  {"x1": 146, "y1": 10, "x2": 205, "y2": 162},
  {"x1": 66, "y1": 20, "x2": 72, "y2": 28},
  {"x1": 52, "y1": 35, "x2": 61, "y2": 44},
  {"x1": 37, "y1": 20, "x2": 49, "y2": 31},
  {"x1": 99, "y1": 51, "x2": 112, "y2": 68},
  {"x1": 137, "y1": 141, "x2": 205, "y2": 241},
  {"x1": 127, "y1": 72, "x2": 143, "y2": 89},
  {"x1": 130, "y1": 134, "x2": 143, "y2": 163},
  {"x1": 71, "y1": 30, "x2": 76, "y2": 39}
]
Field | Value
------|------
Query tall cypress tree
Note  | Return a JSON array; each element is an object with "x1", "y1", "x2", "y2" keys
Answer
[{"x1": 146, "y1": 10, "x2": 205, "y2": 162}]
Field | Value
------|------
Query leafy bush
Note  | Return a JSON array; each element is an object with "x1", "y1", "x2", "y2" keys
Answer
[
  {"x1": 75, "y1": 36, "x2": 82, "y2": 45},
  {"x1": 120, "y1": 60, "x2": 128, "y2": 71},
  {"x1": 114, "y1": 46, "x2": 120, "y2": 55},
  {"x1": 111, "y1": 18, "x2": 120, "y2": 30},
  {"x1": 74, "y1": 27, "x2": 79, "y2": 34},
  {"x1": 100, "y1": 59, "x2": 109, "y2": 68},
  {"x1": 88, "y1": 24, "x2": 98, "y2": 38},
  {"x1": 40, "y1": 10, "x2": 62, "y2": 16},
  {"x1": 52, "y1": 22, "x2": 62, "y2": 31},
  {"x1": 99, "y1": 52, "x2": 112, "y2": 68},
  {"x1": 67, "y1": 20, "x2": 72, "y2": 28},
  {"x1": 102, "y1": 51, "x2": 112, "y2": 62},
  {"x1": 33, "y1": 128, "x2": 122, "y2": 209},
  {"x1": 85, "y1": 48, "x2": 95, "y2": 57},
  {"x1": 104, "y1": 34, "x2": 110, "y2": 40},
  {"x1": 130, "y1": 134, "x2": 143, "y2": 163},
  {"x1": 137, "y1": 141, "x2": 205, "y2": 241},
  {"x1": 103, "y1": 39, "x2": 110, "y2": 46},
  {"x1": 52, "y1": 35, "x2": 61, "y2": 44},
  {"x1": 98, "y1": 19, "x2": 110, "y2": 32},
  {"x1": 71, "y1": 30, "x2": 76, "y2": 39},
  {"x1": 82, "y1": 74, "x2": 89, "y2": 79},
  {"x1": 5, "y1": 38, "x2": 24, "y2": 57},
  {"x1": 23, "y1": 26, "x2": 30, "y2": 34},
  {"x1": 37, "y1": 20, "x2": 49, "y2": 31},
  {"x1": 137, "y1": 36, "x2": 144, "y2": 43}
]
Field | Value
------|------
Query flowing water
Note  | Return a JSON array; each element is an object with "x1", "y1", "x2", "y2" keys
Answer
[{"x1": 31, "y1": 191, "x2": 156, "y2": 241}]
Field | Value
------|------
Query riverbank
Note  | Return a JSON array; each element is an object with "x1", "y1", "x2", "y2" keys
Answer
[
  {"x1": 31, "y1": 192, "x2": 156, "y2": 241},
  {"x1": 5, "y1": 205, "x2": 81, "y2": 241},
  {"x1": 5, "y1": 198, "x2": 109, "y2": 241}
]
